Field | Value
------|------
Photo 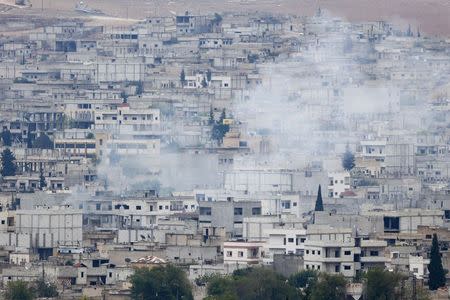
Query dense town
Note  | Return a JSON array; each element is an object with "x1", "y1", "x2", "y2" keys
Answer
[{"x1": 0, "y1": 1, "x2": 450, "y2": 299}]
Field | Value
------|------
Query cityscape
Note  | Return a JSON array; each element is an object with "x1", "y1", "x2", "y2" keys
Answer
[{"x1": 0, "y1": 0, "x2": 450, "y2": 299}]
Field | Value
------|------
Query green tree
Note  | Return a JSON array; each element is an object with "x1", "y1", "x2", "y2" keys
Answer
[
  {"x1": 428, "y1": 233, "x2": 446, "y2": 290},
  {"x1": 213, "y1": 13, "x2": 223, "y2": 24},
  {"x1": 180, "y1": 69, "x2": 186, "y2": 87},
  {"x1": 1, "y1": 148, "x2": 17, "y2": 177},
  {"x1": 135, "y1": 80, "x2": 144, "y2": 95},
  {"x1": 208, "y1": 106, "x2": 215, "y2": 125},
  {"x1": 34, "y1": 277, "x2": 58, "y2": 298},
  {"x1": 206, "y1": 275, "x2": 237, "y2": 300},
  {"x1": 201, "y1": 76, "x2": 208, "y2": 88},
  {"x1": 39, "y1": 168, "x2": 47, "y2": 190},
  {"x1": 130, "y1": 264, "x2": 193, "y2": 300},
  {"x1": 234, "y1": 268, "x2": 299, "y2": 300},
  {"x1": 289, "y1": 270, "x2": 318, "y2": 299},
  {"x1": 314, "y1": 185, "x2": 324, "y2": 211},
  {"x1": 219, "y1": 108, "x2": 226, "y2": 123},
  {"x1": 211, "y1": 109, "x2": 229, "y2": 143},
  {"x1": 206, "y1": 268, "x2": 300, "y2": 300},
  {"x1": 211, "y1": 124, "x2": 229, "y2": 144},
  {"x1": 33, "y1": 133, "x2": 53, "y2": 149},
  {"x1": 310, "y1": 273, "x2": 347, "y2": 300},
  {"x1": 342, "y1": 145, "x2": 355, "y2": 171},
  {"x1": 4, "y1": 280, "x2": 34, "y2": 300},
  {"x1": 2, "y1": 129, "x2": 12, "y2": 146},
  {"x1": 364, "y1": 268, "x2": 402, "y2": 300}
]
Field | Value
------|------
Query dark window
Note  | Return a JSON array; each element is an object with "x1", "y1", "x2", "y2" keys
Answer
[
  {"x1": 252, "y1": 207, "x2": 261, "y2": 215},
  {"x1": 234, "y1": 207, "x2": 243, "y2": 215},
  {"x1": 199, "y1": 207, "x2": 212, "y2": 216}
]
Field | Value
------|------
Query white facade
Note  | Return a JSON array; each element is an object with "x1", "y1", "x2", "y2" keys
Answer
[
  {"x1": 265, "y1": 228, "x2": 307, "y2": 260},
  {"x1": 223, "y1": 241, "x2": 266, "y2": 266},
  {"x1": 327, "y1": 172, "x2": 350, "y2": 198},
  {"x1": 15, "y1": 205, "x2": 83, "y2": 248}
]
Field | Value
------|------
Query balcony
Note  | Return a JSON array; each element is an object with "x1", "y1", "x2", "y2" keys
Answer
[{"x1": 360, "y1": 256, "x2": 387, "y2": 263}]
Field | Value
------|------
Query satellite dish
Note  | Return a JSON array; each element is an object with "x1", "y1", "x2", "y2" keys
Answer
[{"x1": 24, "y1": 262, "x2": 31, "y2": 270}]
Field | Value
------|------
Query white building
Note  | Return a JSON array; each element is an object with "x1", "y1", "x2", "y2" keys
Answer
[
  {"x1": 265, "y1": 228, "x2": 307, "y2": 261},
  {"x1": 328, "y1": 172, "x2": 351, "y2": 198},
  {"x1": 223, "y1": 241, "x2": 266, "y2": 266}
]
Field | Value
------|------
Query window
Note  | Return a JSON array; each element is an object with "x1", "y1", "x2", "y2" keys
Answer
[
  {"x1": 281, "y1": 201, "x2": 291, "y2": 209},
  {"x1": 226, "y1": 251, "x2": 232, "y2": 257},
  {"x1": 335, "y1": 265, "x2": 339, "y2": 272},
  {"x1": 252, "y1": 207, "x2": 261, "y2": 215},
  {"x1": 288, "y1": 238, "x2": 294, "y2": 243},
  {"x1": 370, "y1": 250, "x2": 379, "y2": 256},
  {"x1": 344, "y1": 251, "x2": 351, "y2": 255},
  {"x1": 136, "y1": 206, "x2": 142, "y2": 210},
  {"x1": 312, "y1": 250, "x2": 315, "y2": 255},
  {"x1": 306, "y1": 250, "x2": 309, "y2": 254},
  {"x1": 199, "y1": 207, "x2": 212, "y2": 216},
  {"x1": 238, "y1": 251, "x2": 244, "y2": 257},
  {"x1": 234, "y1": 207, "x2": 243, "y2": 215},
  {"x1": 344, "y1": 265, "x2": 351, "y2": 270}
]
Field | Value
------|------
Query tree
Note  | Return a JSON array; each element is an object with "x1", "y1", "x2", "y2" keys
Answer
[
  {"x1": 342, "y1": 146, "x2": 355, "y2": 171},
  {"x1": 364, "y1": 268, "x2": 402, "y2": 300},
  {"x1": 39, "y1": 168, "x2": 47, "y2": 190},
  {"x1": 34, "y1": 277, "x2": 58, "y2": 298},
  {"x1": 310, "y1": 273, "x2": 347, "y2": 300},
  {"x1": 428, "y1": 233, "x2": 446, "y2": 290},
  {"x1": 206, "y1": 268, "x2": 300, "y2": 300},
  {"x1": 234, "y1": 268, "x2": 299, "y2": 300},
  {"x1": 208, "y1": 106, "x2": 215, "y2": 125},
  {"x1": 1, "y1": 129, "x2": 12, "y2": 146},
  {"x1": 4, "y1": 280, "x2": 34, "y2": 300},
  {"x1": 314, "y1": 185, "x2": 324, "y2": 211},
  {"x1": 135, "y1": 80, "x2": 144, "y2": 95},
  {"x1": 289, "y1": 270, "x2": 318, "y2": 299},
  {"x1": 219, "y1": 108, "x2": 226, "y2": 123},
  {"x1": 1, "y1": 148, "x2": 17, "y2": 177},
  {"x1": 213, "y1": 13, "x2": 223, "y2": 24},
  {"x1": 130, "y1": 264, "x2": 193, "y2": 300},
  {"x1": 33, "y1": 133, "x2": 53, "y2": 149},
  {"x1": 211, "y1": 109, "x2": 230, "y2": 144},
  {"x1": 206, "y1": 275, "x2": 237, "y2": 300},
  {"x1": 180, "y1": 68, "x2": 186, "y2": 87},
  {"x1": 201, "y1": 76, "x2": 208, "y2": 88}
]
